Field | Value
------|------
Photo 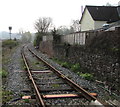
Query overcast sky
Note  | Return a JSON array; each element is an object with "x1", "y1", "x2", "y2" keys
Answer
[{"x1": 0, "y1": 0, "x2": 120, "y2": 33}]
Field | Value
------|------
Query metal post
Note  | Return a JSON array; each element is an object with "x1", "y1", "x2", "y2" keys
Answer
[{"x1": 9, "y1": 26, "x2": 12, "y2": 40}]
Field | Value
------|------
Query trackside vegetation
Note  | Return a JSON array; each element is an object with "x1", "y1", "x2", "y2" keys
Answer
[
  {"x1": 2, "y1": 39, "x2": 19, "y2": 48},
  {"x1": 52, "y1": 58, "x2": 93, "y2": 81},
  {"x1": 2, "y1": 39, "x2": 19, "y2": 105}
]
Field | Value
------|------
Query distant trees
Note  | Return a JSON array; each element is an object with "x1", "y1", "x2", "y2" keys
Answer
[
  {"x1": 34, "y1": 17, "x2": 52, "y2": 33},
  {"x1": 71, "y1": 20, "x2": 81, "y2": 32},
  {"x1": 33, "y1": 17, "x2": 81, "y2": 47},
  {"x1": 57, "y1": 26, "x2": 74, "y2": 35},
  {"x1": 21, "y1": 31, "x2": 32, "y2": 43},
  {"x1": 106, "y1": 2, "x2": 112, "y2": 6},
  {"x1": 56, "y1": 20, "x2": 81, "y2": 35}
]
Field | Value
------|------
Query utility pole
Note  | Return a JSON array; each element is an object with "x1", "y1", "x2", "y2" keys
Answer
[{"x1": 9, "y1": 26, "x2": 12, "y2": 40}]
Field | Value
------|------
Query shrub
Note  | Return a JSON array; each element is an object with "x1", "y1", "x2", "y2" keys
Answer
[{"x1": 71, "y1": 63, "x2": 80, "y2": 72}]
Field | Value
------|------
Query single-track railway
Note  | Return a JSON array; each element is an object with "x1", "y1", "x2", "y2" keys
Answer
[{"x1": 21, "y1": 45, "x2": 110, "y2": 106}]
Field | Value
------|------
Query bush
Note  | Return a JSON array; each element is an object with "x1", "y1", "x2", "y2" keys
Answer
[{"x1": 71, "y1": 63, "x2": 81, "y2": 72}]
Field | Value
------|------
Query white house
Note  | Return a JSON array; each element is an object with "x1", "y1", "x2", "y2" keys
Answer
[{"x1": 80, "y1": 5, "x2": 120, "y2": 31}]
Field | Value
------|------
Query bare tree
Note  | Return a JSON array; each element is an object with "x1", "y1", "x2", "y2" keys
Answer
[
  {"x1": 71, "y1": 20, "x2": 81, "y2": 32},
  {"x1": 106, "y1": 2, "x2": 112, "y2": 6},
  {"x1": 57, "y1": 26, "x2": 74, "y2": 35},
  {"x1": 34, "y1": 17, "x2": 52, "y2": 33}
]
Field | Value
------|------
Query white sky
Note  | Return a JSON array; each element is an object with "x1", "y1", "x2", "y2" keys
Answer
[{"x1": 0, "y1": 0, "x2": 120, "y2": 33}]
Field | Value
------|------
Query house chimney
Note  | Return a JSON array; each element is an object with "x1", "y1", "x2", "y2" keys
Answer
[
  {"x1": 81, "y1": 6, "x2": 83, "y2": 14},
  {"x1": 118, "y1": 1, "x2": 120, "y2": 6},
  {"x1": 117, "y1": 1, "x2": 120, "y2": 17}
]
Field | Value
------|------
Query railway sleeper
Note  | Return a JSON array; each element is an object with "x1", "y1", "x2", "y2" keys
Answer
[{"x1": 22, "y1": 93, "x2": 97, "y2": 100}]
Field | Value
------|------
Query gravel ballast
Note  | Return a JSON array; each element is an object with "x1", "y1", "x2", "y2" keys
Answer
[{"x1": 3, "y1": 44, "x2": 120, "y2": 106}]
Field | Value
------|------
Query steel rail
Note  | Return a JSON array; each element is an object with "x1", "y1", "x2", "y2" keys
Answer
[
  {"x1": 28, "y1": 47, "x2": 109, "y2": 107},
  {"x1": 21, "y1": 47, "x2": 46, "y2": 107}
]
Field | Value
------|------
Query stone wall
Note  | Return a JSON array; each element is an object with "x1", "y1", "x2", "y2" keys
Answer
[
  {"x1": 39, "y1": 28, "x2": 120, "y2": 94},
  {"x1": 54, "y1": 44, "x2": 120, "y2": 94}
]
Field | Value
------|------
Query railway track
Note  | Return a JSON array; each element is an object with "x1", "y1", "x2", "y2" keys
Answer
[{"x1": 21, "y1": 45, "x2": 110, "y2": 106}]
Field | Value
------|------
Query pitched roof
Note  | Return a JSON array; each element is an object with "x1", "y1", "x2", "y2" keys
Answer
[{"x1": 80, "y1": 5, "x2": 120, "y2": 23}]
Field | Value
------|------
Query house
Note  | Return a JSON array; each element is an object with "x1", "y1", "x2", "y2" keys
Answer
[{"x1": 80, "y1": 5, "x2": 120, "y2": 31}]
